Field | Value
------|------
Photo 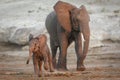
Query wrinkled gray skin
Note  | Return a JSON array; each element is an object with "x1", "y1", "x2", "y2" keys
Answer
[{"x1": 45, "y1": 9, "x2": 90, "y2": 71}]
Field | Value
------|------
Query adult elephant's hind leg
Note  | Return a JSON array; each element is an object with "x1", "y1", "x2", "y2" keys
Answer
[{"x1": 50, "y1": 39, "x2": 58, "y2": 69}]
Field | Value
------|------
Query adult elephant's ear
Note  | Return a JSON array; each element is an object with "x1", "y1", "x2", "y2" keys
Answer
[{"x1": 54, "y1": 1, "x2": 76, "y2": 32}]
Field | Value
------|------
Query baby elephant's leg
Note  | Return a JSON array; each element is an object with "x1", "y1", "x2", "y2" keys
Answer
[
  {"x1": 46, "y1": 45, "x2": 54, "y2": 72},
  {"x1": 43, "y1": 53, "x2": 49, "y2": 70},
  {"x1": 33, "y1": 55, "x2": 39, "y2": 77},
  {"x1": 38, "y1": 61, "x2": 43, "y2": 77},
  {"x1": 48, "y1": 53, "x2": 54, "y2": 72}
]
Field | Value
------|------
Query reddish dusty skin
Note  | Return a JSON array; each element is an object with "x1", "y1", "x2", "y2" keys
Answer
[
  {"x1": 46, "y1": 1, "x2": 90, "y2": 71},
  {"x1": 26, "y1": 34, "x2": 54, "y2": 77}
]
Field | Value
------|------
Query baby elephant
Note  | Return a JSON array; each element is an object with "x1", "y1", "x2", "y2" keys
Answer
[{"x1": 26, "y1": 34, "x2": 54, "y2": 77}]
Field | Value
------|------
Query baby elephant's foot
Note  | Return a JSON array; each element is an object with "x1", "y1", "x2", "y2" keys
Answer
[
  {"x1": 38, "y1": 73, "x2": 42, "y2": 77},
  {"x1": 26, "y1": 60, "x2": 29, "y2": 64},
  {"x1": 44, "y1": 62, "x2": 49, "y2": 70}
]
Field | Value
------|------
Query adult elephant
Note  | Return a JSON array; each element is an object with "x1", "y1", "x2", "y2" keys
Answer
[{"x1": 45, "y1": 1, "x2": 90, "y2": 71}]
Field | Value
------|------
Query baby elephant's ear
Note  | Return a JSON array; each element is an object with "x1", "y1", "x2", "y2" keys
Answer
[{"x1": 54, "y1": 1, "x2": 76, "y2": 32}]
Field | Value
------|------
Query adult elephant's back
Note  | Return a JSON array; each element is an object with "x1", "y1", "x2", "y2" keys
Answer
[
  {"x1": 45, "y1": 11, "x2": 57, "y2": 33},
  {"x1": 45, "y1": 11, "x2": 59, "y2": 46}
]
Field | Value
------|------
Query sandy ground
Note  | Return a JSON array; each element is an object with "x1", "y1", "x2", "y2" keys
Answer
[{"x1": 0, "y1": 41, "x2": 120, "y2": 80}]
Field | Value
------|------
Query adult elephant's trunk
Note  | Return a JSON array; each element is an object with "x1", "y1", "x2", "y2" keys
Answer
[{"x1": 80, "y1": 22, "x2": 90, "y2": 61}]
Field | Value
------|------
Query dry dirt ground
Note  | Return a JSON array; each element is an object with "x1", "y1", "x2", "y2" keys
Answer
[{"x1": 0, "y1": 41, "x2": 120, "y2": 80}]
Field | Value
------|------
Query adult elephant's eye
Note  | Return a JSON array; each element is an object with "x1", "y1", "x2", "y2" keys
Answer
[{"x1": 74, "y1": 19, "x2": 79, "y2": 26}]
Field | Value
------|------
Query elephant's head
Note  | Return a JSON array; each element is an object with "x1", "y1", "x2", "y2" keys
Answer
[
  {"x1": 54, "y1": 1, "x2": 90, "y2": 60},
  {"x1": 31, "y1": 38, "x2": 40, "y2": 53},
  {"x1": 37, "y1": 34, "x2": 47, "y2": 49},
  {"x1": 54, "y1": 1, "x2": 90, "y2": 33},
  {"x1": 70, "y1": 6, "x2": 90, "y2": 32}
]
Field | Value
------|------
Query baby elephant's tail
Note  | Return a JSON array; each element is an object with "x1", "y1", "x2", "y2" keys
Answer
[
  {"x1": 26, "y1": 59, "x2": 29, "y2": 64},
  {"x1": 29, "y1": 34, "x2": 34, "y2": 41},
  {"x1": 26, "y1": 34, "x2": 33, "y2": 64}
]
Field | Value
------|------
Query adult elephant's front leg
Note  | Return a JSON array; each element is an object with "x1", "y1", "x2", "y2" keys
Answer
[
  {"x1": 57, "y1": 33, "x2": 68, "y2": 71},
  {"x1": 75, "y1": 33, "x2": 85, "y2": 71},
  {"x1": 50, "y1": 38, "x2": 58, "y2": 69}
]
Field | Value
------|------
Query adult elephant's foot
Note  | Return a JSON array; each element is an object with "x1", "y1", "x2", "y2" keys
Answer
[
  {"x1": 50, "y1": 65, "x2": 54, "y2": 72},
  {"x1": 77, "y1": 65, "x2": 86, "y2": 71},
  {"x1": 57, "y1": 58, "x2": 68, "y2": 71},
  {"x1": 52, "y1": 59, "x2": 57, "y2": 69},
  {"x1": 56, "y1": 64, "x2": 68, "y2": 71},
  {"x1": 57, "y1": 67, "x2": 68, "y2": 71}
]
